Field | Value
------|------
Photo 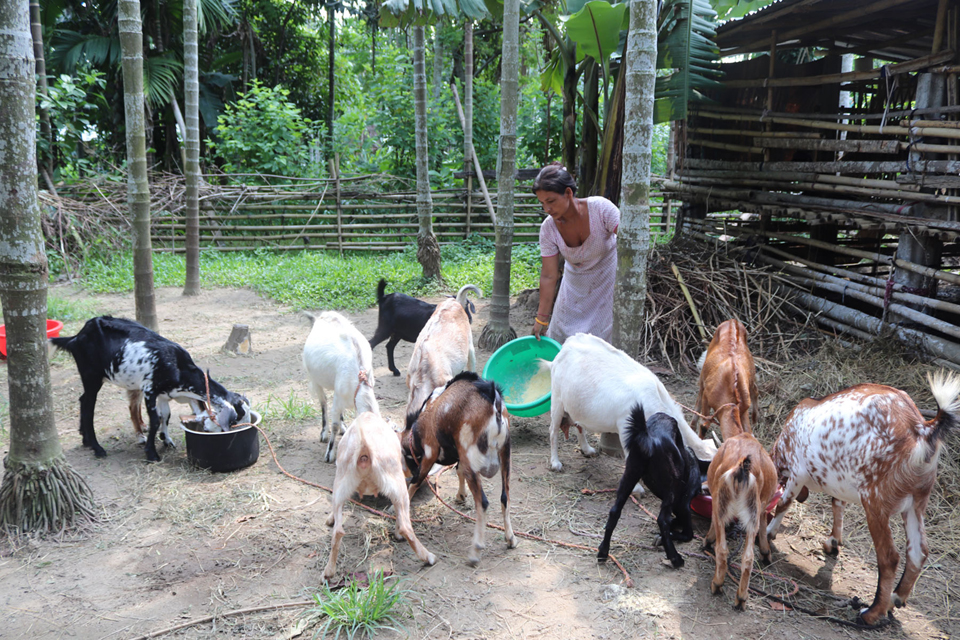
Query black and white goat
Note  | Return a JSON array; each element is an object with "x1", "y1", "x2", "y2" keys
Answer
[
  {"x1": 50, "y1": 316, "x2": 251, "y2": 462},
  {"x1": 597, "y1": 406, "x2": 701, "y2": 568},
  {"x1": 401, "y1": 371, "x2": 518, "y2": 566},
  {"x1": 369, "y1": 279, "x2": 479, "y2": 376}
]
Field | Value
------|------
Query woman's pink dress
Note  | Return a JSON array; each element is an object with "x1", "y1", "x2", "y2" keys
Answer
[{"x1": 539, "y1": 196, "x2": 620, "y2": 343}]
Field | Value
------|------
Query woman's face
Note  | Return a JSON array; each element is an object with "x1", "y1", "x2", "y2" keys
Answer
[{"x1": 535, "y1": 188, "x2": 574, "y2": 219}]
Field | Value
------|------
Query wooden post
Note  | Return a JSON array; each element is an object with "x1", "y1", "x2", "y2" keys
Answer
[
  {"x1": 466, "y1": 175, "x2": 473, "y2": 237},
  {"x1": 764, "y1": 31, "x2": 776, "y2": 164},
  {"x1": 331, "y1": 155, "x2": 342, "y2": 255}
]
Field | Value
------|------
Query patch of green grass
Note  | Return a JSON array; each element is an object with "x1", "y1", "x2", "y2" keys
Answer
[
  {"x1": 77, "y1": 236, "x2": 542, "y2": 310},
  {"x1": 46, "y1": 295, "x2": 103, "y2": 322},
  {"x1": 259, "y1": 390, "x2": 319, "y2": 422},
  {"x1": 302, "y1": 571, "x2": 411, "y2": 640}
]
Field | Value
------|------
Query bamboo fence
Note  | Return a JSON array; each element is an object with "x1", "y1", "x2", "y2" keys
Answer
[{"x1": 51, "y1": 175, "x2": 676, "y2": 253}]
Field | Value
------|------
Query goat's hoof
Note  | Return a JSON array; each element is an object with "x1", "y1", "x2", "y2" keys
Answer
[
  {"x1": 391, "y1": 370, "x2": 401, "y2": 377},
  {"x1": 733, "y1": 598, "x2": 746, "y2": 612},
  {"x1": 466, "y1": 557, "x2": 480, "y2": 568},
  {"x1": 582, "y1": 447, "x2": 599, "y2": 458},
  {"x1": 392, "y1": 531, "x2": 405, "y2": 542},
  {"x1": 325, "y1": 514, "x2": 335, "y2": 527},
  {"x1": 759, "y1": 552, "x2": 772, "y2": 566},
  {"x1": 146, "y1": 453, "x2": 161, "y2": 463},
  {"x1": 653, "y1": 535, "x2": 663, "y2": 547},
  {"x1": 549, "y1": 461, "x2": 563, "y2": 472},
  {"x1": 424, "y1": 552, "x2": 437, "y2": 566},
  {"x1": 94, "y1": 448, "x2": 108, "y2": 459},
  {"x1": 822, "y1": 537, "x2": 840, "y2": 556},
  {"x1": 506, "y1": 535, "x2": 518, "y2": 549},
  {"x1": 670, "y1": 555, "x2": 685, "y2": 569},
  {"x1": 893, "y1": 594, "x2": 906, "y2": 609},
  {"x1": 711, "y1": 582, "x2": 723, "y2": 596},
  {"x1": 319, "y1": 432, "x2": 330, "y2": 443}
]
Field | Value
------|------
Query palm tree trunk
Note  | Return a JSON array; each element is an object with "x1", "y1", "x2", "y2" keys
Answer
[
  {"x1": 612, "y1": 0, "x2": 656, "y2": 358},
  {"x1": 29, "y1": 0, "x2": 54, "y2": 183},
  {"x1": 119, "y1": 0, "x2": 158, "y2": 330},
  {"x1": 478, "y1": 0, "x2": 520, "y2": 350},
  {"x1": 0, "y1": 0, "x2": 95, "y2": 533},
  {"x1": 413, "y1": 26, "x2": 441, "y2": 281},
  {"x1": 580, "y1": 58, "x2": 600, "y2": 193},
  {"x1": 326, "y1": 3, "x2": 335, "y2": 151},
  {"x1": 182, "y1": 0, "x2": 201, "y2": 296},
  {"x1": 464, "y1": 21, "x2": 473, "y2": 210}
]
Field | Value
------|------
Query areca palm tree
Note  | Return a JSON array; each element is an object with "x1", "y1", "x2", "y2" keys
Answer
[
  {"x1": 119, "y1": 0, "x2": 159, "y2": 329},
  {"x1": 413, "y1": 26, "x2": 442, "y2": 281},
  {"x1": 612, "y1": 0, "x2": 657, "y2": 358},
  {"x1": 183, "y1": 0, "x2": 201, "y2": 296},
  {"x1": 478, "y1": 0, "x2": 520, "y2": 349},
  {"x1": 0, "y1": 0, "x2": 95, "y2": 532}
]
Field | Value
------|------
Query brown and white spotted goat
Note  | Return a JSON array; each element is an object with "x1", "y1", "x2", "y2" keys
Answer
[
  {"x1": 695, "y1": 318, "x2": 759, "y2": 441},
  {"x1": 768, "y1": 372, "x2": 960, "y2": 626},
  {"x1": 324, "y1": 412, "x2": 436, "y2": 581},
  {"x1": 401, "y1": 371, "x2": 518, "y2": 566}
]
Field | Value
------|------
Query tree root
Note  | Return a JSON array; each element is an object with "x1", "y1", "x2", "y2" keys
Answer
[
  {"x1": 416, "y1": 232, "x2": 443, "y2": 282},
  {"x1": 0, "y1": 455, "x2": 97, "y2": 534},
  {"x1": 478, "y1": 323, "x2": 517, "y2": 351}
]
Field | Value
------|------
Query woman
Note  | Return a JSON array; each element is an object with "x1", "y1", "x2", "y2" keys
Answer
[{"x1": 532, "y1": 163, "x2": 620, "y2": 343}]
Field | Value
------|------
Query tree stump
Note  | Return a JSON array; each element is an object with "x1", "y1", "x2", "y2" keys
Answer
[{"x1": 222, "y1": 324, "x2": 253, "y2": 355}]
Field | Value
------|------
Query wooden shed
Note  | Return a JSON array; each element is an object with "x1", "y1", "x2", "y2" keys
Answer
[{"x1": 663, "y1": 0, "x2": 960, "y2": 367}]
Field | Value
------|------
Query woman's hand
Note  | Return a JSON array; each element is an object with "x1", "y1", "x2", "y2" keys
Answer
[{"x1": 533, "y1": 315, "x2": 549, "y2": 340}]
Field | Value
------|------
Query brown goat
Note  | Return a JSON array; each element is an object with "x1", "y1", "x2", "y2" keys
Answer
[
  {"x1": 401, "y1": 371, "x2": 518, "y2": 566},
  {"x1": 695, "y1": 319, "x2": 759, "y2": 441},
  {"x1": 705, "y1": 433, "x2": 778, "y2": 610},
  {"x1": 768, "y1": 373, "x2": 960, "y2": 626},
  {"x1": 323, "y1": 412, "x2": 436, "y2": 581}
]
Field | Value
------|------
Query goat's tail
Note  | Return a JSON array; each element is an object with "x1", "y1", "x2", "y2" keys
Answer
[
  {"x1": 696, "y1": 350, "x2": 707, "y2": 372},
  {"x1": 48, "y1": 334, "x2": 75, "y2": 360},
  {"x1": 623, "y1": 403, "x2": 657, "y2": 459},
  {"x1": 456, "y1": 284, "x2": 482, "y2": 309},
  {"x1": 536, "y1": 357, "x2": 554, "y2": 374},
  {"x1": 376, "y1": 278, "x2": 388, "y2": 304},
  {"x1": 923, "y1": 371, "x2": 960, "y2": 445},
  {"x1": 300, "y1": 310, "x2": 317, "y2": 325},
  {"x1": 731, "y1": 455, "x2": 753, "y2": 487}
]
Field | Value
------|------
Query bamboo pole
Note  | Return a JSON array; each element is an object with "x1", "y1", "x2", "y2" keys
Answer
[
  {"x1": 451, "y1": 83, "x2": 496, "y2": 225},
  {"x1": 684, "y1": 157, "x2": 960, "y2": 174},
  {"x1": 695, "y1": 102, "x2": 960, "y2": 123},
  {"x1": 697, "y1": 110, "x2": 960, "y2": 140},
  {"x1": 671, "y1": 263, "x2": 708, "y2": 342},
  {"x1": 723, "y1": 50, "x2": 955, "y2": 89},
  {"x1": 751, "y1": 138, "x2": 901, "y2": 153},
  {"x1": 688, "y1": 127, "x2": 821, "y2": 138}
]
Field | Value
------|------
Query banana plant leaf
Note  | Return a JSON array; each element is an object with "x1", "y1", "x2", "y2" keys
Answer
[
  {"x1": 564, "y1": 0, "x2": 627, "y2": 81},
  {"x1": 654, "y1": 0, "x2": 723, "y2": 123},
  {"x1": 379, "y1": 0, "x2": 491, "y2": 27}
]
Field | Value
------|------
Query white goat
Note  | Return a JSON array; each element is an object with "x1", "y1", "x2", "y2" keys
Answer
[
  {"x1": 405, "y1": 285, "x2": 481, "y2": 415},
  {"x1": 541, "y1": 333, "x2": 718, "y2": 472},
  {"x1": 324, "y1": 411, "x2": 436, "y2": 581},
  {"x1": 302, "y1": 311, "x2": 379, "y2": 463}
]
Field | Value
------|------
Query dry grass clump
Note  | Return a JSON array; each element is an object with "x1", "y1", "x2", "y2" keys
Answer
[{"x1": 642, "y1": 237, "x2": 818, "y2": 372}]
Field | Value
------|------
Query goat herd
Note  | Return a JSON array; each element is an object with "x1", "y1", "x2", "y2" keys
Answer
[{"x1": 48, "y1": 282, "x2": 960, "y2": 628}]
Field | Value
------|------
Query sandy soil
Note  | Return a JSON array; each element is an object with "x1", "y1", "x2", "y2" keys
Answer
[{"x1": 0, "y1": 285, "x2": 956, "y2": 640}]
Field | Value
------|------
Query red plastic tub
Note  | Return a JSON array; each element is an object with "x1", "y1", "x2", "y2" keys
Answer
[
  {"x1": 691, "y1": 487, "x2": 784, "y2": 520},
  {"x1": 0, "y1": 319, "x2": 64, "y2": 357}
]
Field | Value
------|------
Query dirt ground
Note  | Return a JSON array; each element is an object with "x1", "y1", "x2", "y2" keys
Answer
[{"x1": 0, "y1": 285, "x2": 957, "y2": 640}]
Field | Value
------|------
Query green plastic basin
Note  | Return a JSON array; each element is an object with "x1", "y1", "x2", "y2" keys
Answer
[{"x1": 483, "y1": 335, "x2": 561, "y2": 417}]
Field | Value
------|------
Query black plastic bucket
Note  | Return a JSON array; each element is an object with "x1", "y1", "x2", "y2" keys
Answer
[{"x1": 181, "y1": 411, "x2": 261, "y2": 472}]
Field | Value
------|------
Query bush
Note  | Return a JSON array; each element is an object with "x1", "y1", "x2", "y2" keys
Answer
[{"x1": 207, "y1": 81, "x2": 313, "y2": 180}]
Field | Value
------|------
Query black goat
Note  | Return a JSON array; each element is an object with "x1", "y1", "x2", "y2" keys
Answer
[
  {"x1": 597, "y1": 406, "x2": 701, "y2": 568},
  {"x1": 50, "y1": 316, "x2": 251, "y2": 462},
  {"x1": 368, "y1": 279, "x2": 478, "y2": 376}
]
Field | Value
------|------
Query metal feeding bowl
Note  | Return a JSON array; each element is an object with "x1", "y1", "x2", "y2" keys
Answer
[{"x1": 180, "y1": 410, "x2": 262, "y2": 472}]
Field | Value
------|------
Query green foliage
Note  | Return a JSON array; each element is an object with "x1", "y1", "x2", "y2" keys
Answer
[
  {"x1": 37, "y1": 67, "x2": 110, "y2": 181},
  {"x1": 379, "y1": 0, "x2": 491, "y2": 28},
  {"x1": 651, "y1": 123, "x2": 670, "y2": 176},
  {"x1": 712, "y1": 0, "x2": 774, "y2": 20},
  {"x1": 207, "y1": 81, "x2": 314, "y2": 179},
  {"x1": 655, "y1": 0, "x2": 725, "y2": 123},
  {"x1": 78, "y1": 237, "x2": 543, "y2": 311},
  {"x1": 45, "y1": 295, "x2": 104, "y2": 323},
  {"x1": 564, "y1": 1, "x2": 628, "y2": 81},
  {"x1": 259, "y1": 390, "x2": 318, "y2": 422},
  {"x1": 302, "y1": 571, "x2": 411, "y2": 640}
]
